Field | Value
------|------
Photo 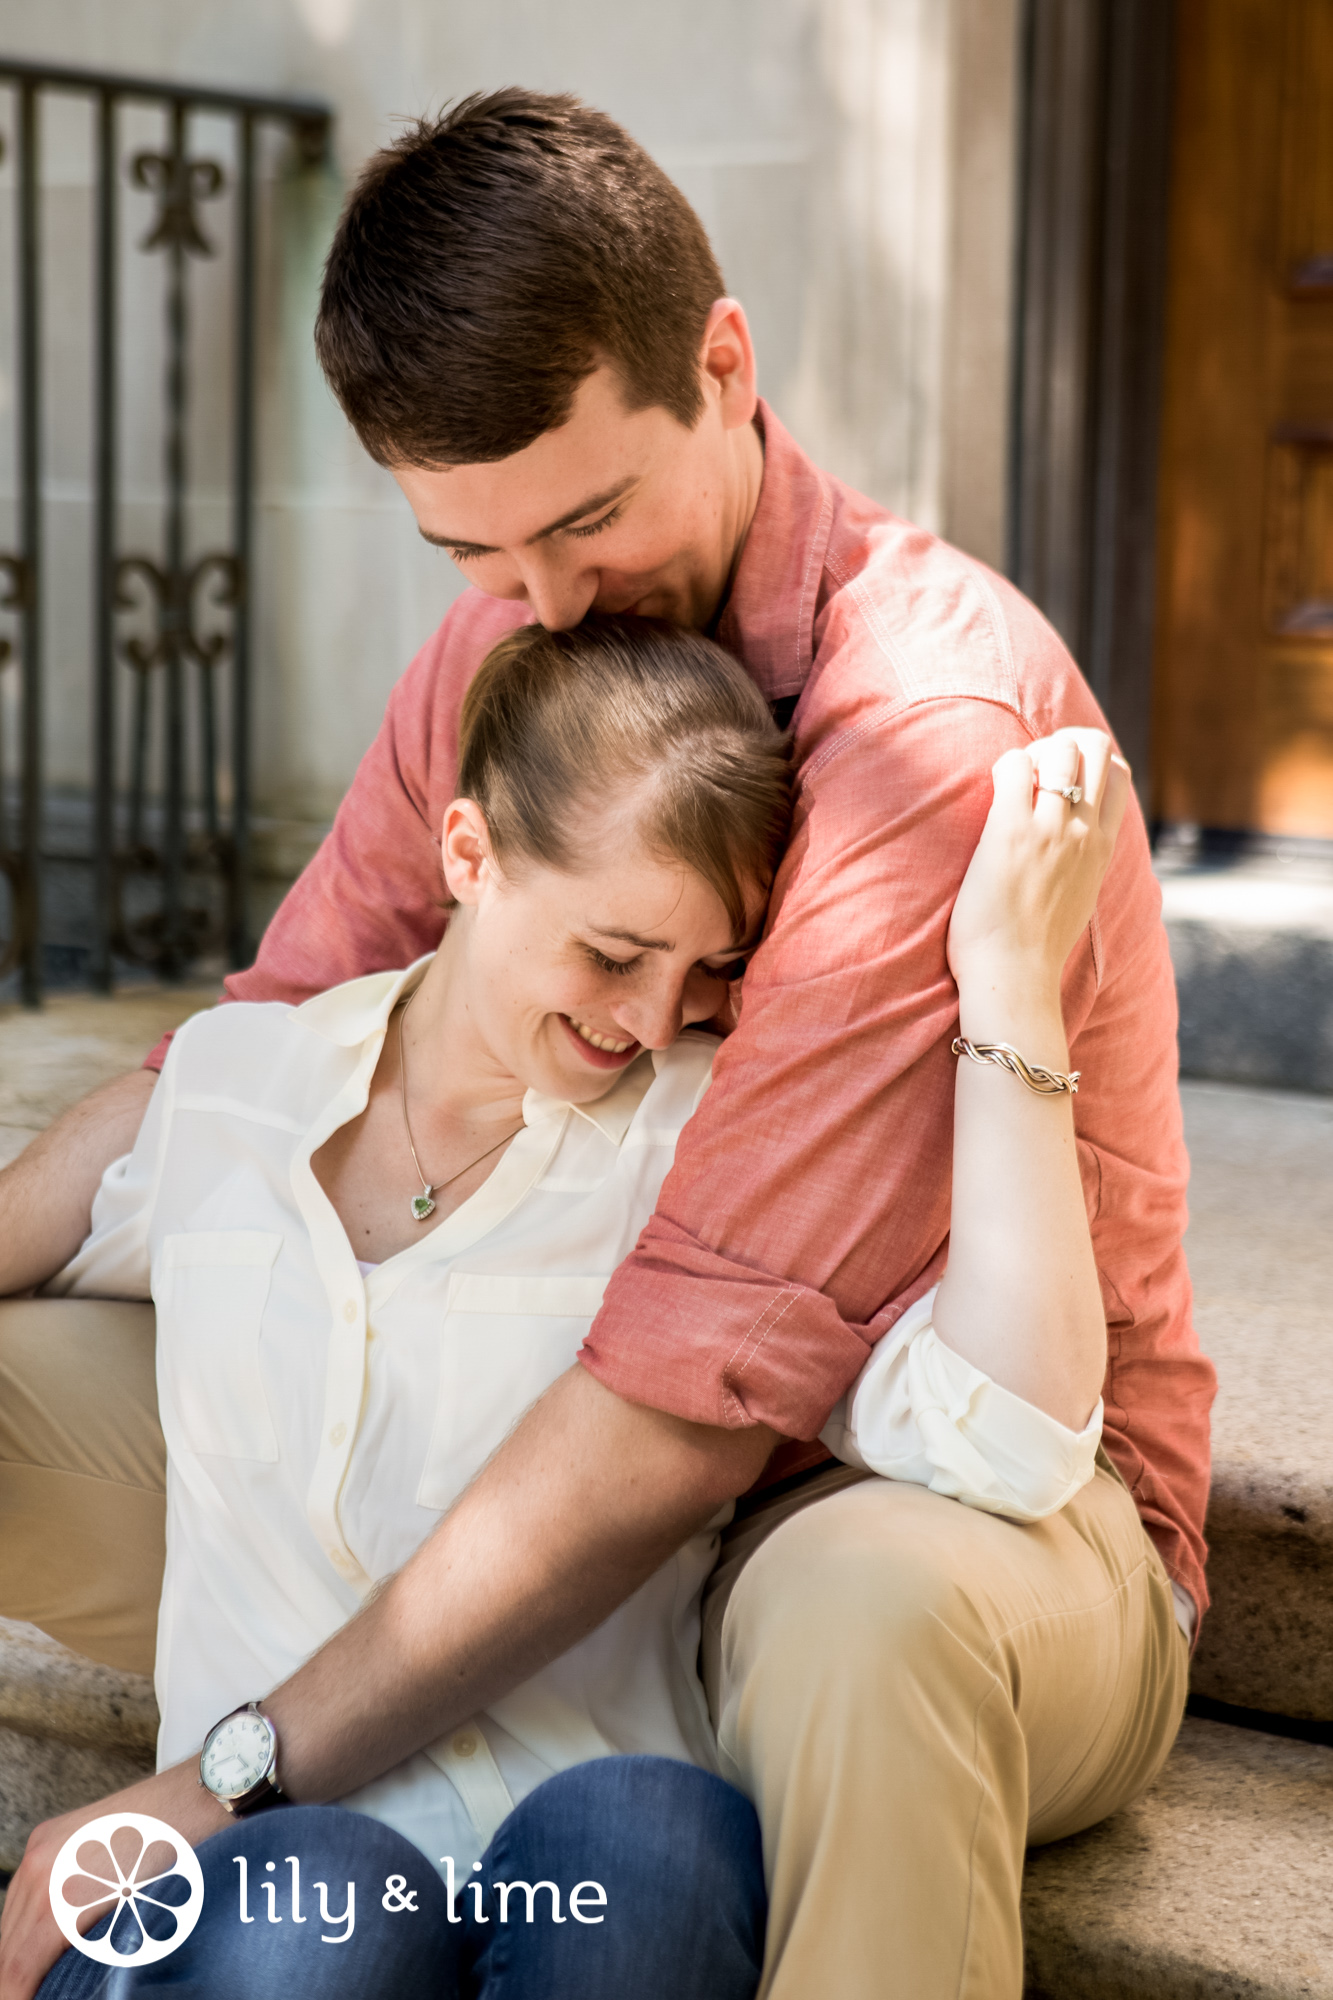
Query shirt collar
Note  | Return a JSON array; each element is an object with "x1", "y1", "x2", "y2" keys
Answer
[
  {"x1": 522, "y1": 1047, "x2": 657, "y2": 1146},
  {"x1": 291, "y1": 957, "x2": 432, "y2": 1046},
  {"x1": 716, "y1": 399, "x2": 836, "y2": 704},
  {"x1": 294, "y1": 961, "x2": 657, "y2": 1147}
]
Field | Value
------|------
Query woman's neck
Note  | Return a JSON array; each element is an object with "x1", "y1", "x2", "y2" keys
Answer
[{"x1": 400, "y1": 919, "x2": 528, "y2": 1135}]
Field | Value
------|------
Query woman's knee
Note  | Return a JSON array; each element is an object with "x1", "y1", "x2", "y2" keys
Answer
[
  {"x1": 102, "y1": 1805, "x2": 458, "y2": 1996},
  {"x1": 472, "y1": 1757, "x2": 765, "y2": 2000}
]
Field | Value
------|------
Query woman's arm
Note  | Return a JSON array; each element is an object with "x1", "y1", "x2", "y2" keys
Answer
[
  {"x1": 0, "y1": 1070, "x2": 155, "y2": 1296},
  {"x1": 930, "y1": 728, "x2": 1130, "y2": 1430}
]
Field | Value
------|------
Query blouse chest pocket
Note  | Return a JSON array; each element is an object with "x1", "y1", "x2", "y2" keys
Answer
[
  {"x1": 155, "y1": 1231, "x2": 283, "y2": 1462},
  {"x1": 416, "y1": 1272, "x2": 612, "y2": 1513}
]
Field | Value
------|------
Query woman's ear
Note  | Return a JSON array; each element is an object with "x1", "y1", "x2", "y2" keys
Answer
[{"x1": 441, "y1": 798, "x2": 495, "y2": 907}]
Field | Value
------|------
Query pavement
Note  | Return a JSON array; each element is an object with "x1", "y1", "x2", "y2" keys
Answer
[{"x1": 0, "y1": 987, "x2": 221, "y2": 1169}]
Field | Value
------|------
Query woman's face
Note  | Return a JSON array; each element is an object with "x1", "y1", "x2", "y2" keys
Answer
[{"x1": 440, "y1": 795, "x2": 765, "y2": 1106}]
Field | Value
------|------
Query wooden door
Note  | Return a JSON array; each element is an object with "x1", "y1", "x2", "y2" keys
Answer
[{"x1": 1154, "y1": 0, "x2": 1333, "y2": 840}]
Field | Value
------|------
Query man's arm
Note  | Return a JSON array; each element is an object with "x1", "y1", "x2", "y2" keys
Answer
[
  {"x1": 0, "y1": 1070, "x2": 154, "y2": 1295},
  {"x1": 267, "y1": 1366, "x2": 775, "y2": 1792},
  {"x1": 0, "y1": 1368, "x2": 774, "y2": 2000}
]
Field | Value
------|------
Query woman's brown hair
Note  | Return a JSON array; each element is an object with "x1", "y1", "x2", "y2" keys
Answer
[{"x1": 458, "y1": 616, "x2": 792, "y2": 941}]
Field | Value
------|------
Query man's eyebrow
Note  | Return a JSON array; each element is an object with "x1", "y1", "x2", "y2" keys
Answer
[
  {"x1": 589, "y1": 926, "x2": 673, "y2": 953},
  {"x1": 418, "y1": 478, "x2": 637, "y2": 557}
]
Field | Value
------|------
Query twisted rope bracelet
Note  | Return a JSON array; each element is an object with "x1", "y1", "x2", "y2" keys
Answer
[{"x1": 951, "y1": 1037, "x2": 1080, "y2": 1096}]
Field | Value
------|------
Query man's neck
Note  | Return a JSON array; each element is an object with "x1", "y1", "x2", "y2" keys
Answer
[{"x1": 710, "y1": 413, "x2": 766, "y2": 633}]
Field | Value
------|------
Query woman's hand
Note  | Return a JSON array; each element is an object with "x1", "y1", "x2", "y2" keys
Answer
[{"x1": 946, "y1": 728, "x2": 1131, "y2": 1007}]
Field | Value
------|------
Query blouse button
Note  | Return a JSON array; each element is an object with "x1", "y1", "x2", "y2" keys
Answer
[
  {"x1": 451, "y1": 1731, "x2": 478, "y2": 1759},
  {"x1": 342, "y1": 1300, "x2": 357, "y2": 1323},
  {"x1": 329, "y1": 1422, "x2": 347, "y2": 1448}
]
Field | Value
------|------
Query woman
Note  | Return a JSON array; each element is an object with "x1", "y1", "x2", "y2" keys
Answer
[{"x1": 18, "y1": 614, "x2": 1125, "y2": 1999}]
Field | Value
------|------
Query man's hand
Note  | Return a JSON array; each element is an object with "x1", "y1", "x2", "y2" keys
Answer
[
  {"x1": 0, "y1": 1069, "x2": 155, "y2": 1296},
  {"x1": 0, "y1": 1764, "x2": 224, "y2": 2000}
]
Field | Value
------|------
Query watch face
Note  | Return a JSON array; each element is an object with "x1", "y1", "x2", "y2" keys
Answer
[{"x1": 200, "y1": 1710, "x2": 273, "y2": 1801}]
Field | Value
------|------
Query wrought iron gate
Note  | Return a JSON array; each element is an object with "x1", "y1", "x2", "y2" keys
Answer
[{"x1": 0, "y1": 59, "x2": 331, "y2": 1003}]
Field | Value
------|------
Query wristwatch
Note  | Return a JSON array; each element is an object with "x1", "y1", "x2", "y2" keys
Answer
[{"x1": 198, "y1": 1701, "x2": 284, "y2": 1816}]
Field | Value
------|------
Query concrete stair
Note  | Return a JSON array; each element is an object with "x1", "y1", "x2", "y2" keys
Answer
[
  {"x1": 1, "y1": 1076, "x2": 1331, "y2": 1990},
  {"x1": 1017, "y1": 1076, "x2": 1333, "y2": 1995},
  {"x1": 1160, "y1": 855, "x2": 1333, "y2": 1094},
  {"x1": 0, "y1": 1617, "x2": 156, "y2": 1877},
  {"x1": 1023, "y1": 1718, "x2": 1333, "y2": 1998}
]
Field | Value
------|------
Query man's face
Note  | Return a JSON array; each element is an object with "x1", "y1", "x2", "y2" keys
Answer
[{"x1": 390, "y1": 308, "x2": 761, "y2": 633}]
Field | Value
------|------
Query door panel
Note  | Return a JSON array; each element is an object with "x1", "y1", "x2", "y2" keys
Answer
[{"x1": 1155, "y1": 0, "x2": 1333, "y2": 838}]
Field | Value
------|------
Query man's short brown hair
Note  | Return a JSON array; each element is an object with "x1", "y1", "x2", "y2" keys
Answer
[{"x1": 315, "y1": 89, "x2": 726, "y2": 467}]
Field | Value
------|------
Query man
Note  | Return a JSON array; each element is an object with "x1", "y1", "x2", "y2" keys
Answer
[{"x1": 0, "y1": 89, "x2": 1212, "y2": 1999}]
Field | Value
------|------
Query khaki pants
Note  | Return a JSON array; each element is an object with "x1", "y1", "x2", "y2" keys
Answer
[
  {"x1": 0, "y1": 1300, "x2": 1186, "y2": 1995},
  {"x1": 0, "y1": 1299, "x2": 164, "y2": 1676},
  {"x1": 703, "y1": 1456, "x2": 1187, "y2": 1999}
]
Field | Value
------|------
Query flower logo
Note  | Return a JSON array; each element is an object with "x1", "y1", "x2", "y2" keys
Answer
[{"x1": 49, "y1": 1812, "x2": 205, "y2": 1967}]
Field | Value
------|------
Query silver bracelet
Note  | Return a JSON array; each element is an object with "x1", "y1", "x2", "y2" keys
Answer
[{"x1": 951, "y1": 1036, "x2": 1080, "y2": 1096}]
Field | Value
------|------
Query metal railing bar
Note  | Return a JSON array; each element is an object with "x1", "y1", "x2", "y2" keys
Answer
[
  {"x1": 230, "y1": 110, "x2": 256, "y2": 968},
  {"x1": 161, "y1": 100, "x2": 188, "y2": 976},
  {"x1": 91, "y1": 86, "x2": 117, "y2": 991},
  {"x1": 16, "y1": 80, "x2": 42, "y2": 1007},
  {"x1": 0, "y1": 57, "x2": 330, "y2": 134}
]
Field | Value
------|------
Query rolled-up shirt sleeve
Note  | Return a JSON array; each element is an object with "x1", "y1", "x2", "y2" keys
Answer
[{"x1": 818, "y1": 1287, "x2": 1103, "y2": 1522}]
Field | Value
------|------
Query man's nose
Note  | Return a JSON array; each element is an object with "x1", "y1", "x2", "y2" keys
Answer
[{"x1": 517, "y1": 554, "x2": 598, "y2": 632}]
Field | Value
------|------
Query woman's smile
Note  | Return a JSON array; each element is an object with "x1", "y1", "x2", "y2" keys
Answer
[{"x1": 559, "y1": 1013, "x2": 643, "y2": 1069}]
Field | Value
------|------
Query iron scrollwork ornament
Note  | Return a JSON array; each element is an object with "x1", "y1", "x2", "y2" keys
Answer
[
  {"x1": 110, "y1": 550, "x2": 242, "y2": 968},
  {"x1": 131, "y1": 149, "x2": 226, "y2": 256}
]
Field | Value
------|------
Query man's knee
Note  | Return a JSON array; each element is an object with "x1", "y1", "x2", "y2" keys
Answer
[{"x1": 723, "y1": 1481, "x2": 999, "y2": 1702}]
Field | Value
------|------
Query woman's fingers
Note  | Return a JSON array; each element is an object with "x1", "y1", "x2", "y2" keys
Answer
[
  {"x1": 1026, "y1": 728, "x2": 1125, "y2": 819},
  {"x1": 1101, "y1": 754, "x2": 1131, "y2": 841},
  {"x1": 990, "y1": 744, "x2": 1037, "y2": 816}
]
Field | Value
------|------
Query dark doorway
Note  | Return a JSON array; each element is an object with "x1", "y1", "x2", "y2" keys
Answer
[{"x1": 1008, "y1": 0, "x2": 1177, "y2": 794}]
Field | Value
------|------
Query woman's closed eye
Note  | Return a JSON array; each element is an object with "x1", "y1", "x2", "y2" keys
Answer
[{"x1": 585, "y1": 945, "x2": 641, "y2": 977}]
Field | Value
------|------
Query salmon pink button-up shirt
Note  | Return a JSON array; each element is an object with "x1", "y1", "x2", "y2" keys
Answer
[{"x1": 176, "y1": 405, "x2": 1215, "y2": 1620}]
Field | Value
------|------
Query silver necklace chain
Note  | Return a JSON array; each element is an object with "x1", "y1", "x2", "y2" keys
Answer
[{"x1": 397, "y1": 988, "x2": 522, "y2": 1222}]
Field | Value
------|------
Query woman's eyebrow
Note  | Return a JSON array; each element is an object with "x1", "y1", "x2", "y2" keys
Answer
[{"x1": 590, "y1": 925, "x2": 673, "y2": 952}]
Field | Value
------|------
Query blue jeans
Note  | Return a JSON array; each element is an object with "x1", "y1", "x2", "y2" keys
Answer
[{"x1": 38, "y1": 1757, "x2": 765, "y2": 1998}]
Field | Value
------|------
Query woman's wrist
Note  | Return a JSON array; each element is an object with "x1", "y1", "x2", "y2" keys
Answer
[{"x1": 955, "y1": 958, "x2": 1068, "y2": 1066}]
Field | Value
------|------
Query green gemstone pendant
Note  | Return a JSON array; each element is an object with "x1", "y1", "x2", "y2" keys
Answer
[{"x1": 411, "y1": 1190, "x2": 436, "y2": 1222}]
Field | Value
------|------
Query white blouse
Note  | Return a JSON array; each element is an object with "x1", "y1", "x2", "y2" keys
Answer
[{"x1": 52, "y1": 958, "x2": 1107, "y2": 1875}]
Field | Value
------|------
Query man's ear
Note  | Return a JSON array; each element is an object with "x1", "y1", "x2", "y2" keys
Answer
[
  {"x1": 699, "y1": 298, "x2": 758, "y2": 432},
  {"x1": 441, "y1": 798, "x2": 496, "y2": 907}
]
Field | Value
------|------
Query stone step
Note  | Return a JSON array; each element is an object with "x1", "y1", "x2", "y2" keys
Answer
[
  {"x1": 1160, "y1": 858, "x2": 1333, "y2": 1093},
  {"x1": 0, "y1": 1616, "x2": 157, "y2": 1875},
  {"x1": 1023, "y1": 1716, "x2": 1333, "y2": 1997},
  {"x1": 1181, "y1": 1081, "x2": 1333, "y2": 1720}
]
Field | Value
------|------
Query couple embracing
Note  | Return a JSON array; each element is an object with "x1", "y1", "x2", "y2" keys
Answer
[{"x1": 0, "y1": 88, "x2": 1212, "y2": 2000}]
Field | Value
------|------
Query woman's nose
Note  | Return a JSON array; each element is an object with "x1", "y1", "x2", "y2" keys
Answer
[
  {"x1": 613, "y1": 971, "x2": 717, "y2": 1051},
  {"x1": 613, "y1": 987, "x2": 685, "y2": 1051}
]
